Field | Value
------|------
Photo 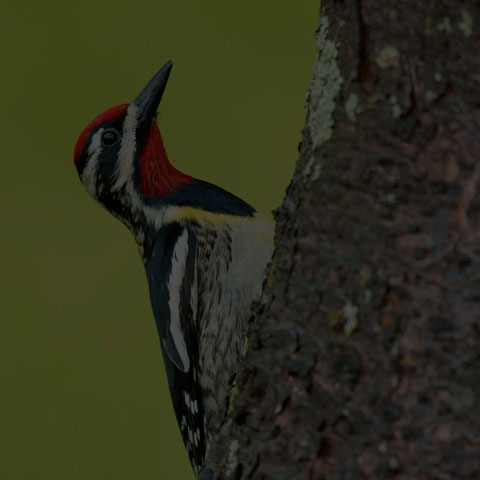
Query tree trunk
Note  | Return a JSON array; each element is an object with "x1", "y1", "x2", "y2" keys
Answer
[{"x1": 202, "y1": 1, "x2": 480, "y2": 478}]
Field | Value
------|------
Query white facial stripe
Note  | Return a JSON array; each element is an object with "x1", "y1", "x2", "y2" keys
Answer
[
  {"x1": 82, "y1": 128, "x2": 104, "y2": 197},
  {"x1": 112, "y1": 103, "x2": 139, "y2": 192},
  {"x1": 167, "y1": 229, "x2": 191, "y2": 372}
]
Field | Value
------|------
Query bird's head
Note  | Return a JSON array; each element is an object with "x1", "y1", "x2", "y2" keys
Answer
[{"x1": 74, "y1": 61, "x2": 193, "y2": 223}]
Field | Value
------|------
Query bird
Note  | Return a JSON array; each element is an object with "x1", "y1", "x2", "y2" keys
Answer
[{"x1": 73, "y1": 60, "x2": 274, "y2": 476}]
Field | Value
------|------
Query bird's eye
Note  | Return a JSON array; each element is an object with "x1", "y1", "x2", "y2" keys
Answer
[{"x1": 101, "y1": 129, "x2": 119, "y2": 146}]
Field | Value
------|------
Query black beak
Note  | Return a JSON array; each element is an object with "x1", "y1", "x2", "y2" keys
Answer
[{"x1": 132, "y1": 60, "x2": 173, "y2": 128}]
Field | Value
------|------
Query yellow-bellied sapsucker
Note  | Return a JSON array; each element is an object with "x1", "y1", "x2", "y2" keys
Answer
[{"x1": 73, "y1": 61, "x2": 273, "y2": 476}]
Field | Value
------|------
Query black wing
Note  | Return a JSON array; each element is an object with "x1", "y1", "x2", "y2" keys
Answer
[{"x1": 144, "y1": 222, "x2": 206, "y2": 475}]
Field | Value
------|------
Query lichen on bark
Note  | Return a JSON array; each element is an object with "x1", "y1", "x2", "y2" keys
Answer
[
  {"x1": 304, "y1": 15, "x2": 343, "y2": 182},
  {"x1": 308, "y1": 15, "x2": 343, "y2": 150}
]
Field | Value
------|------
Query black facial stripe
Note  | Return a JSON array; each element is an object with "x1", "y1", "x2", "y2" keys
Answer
[
  {"x1": 75, "y1": 118, "x2": 125, "y2": 178},
  {"x1": 96, "y1": 131, "x2": 124, "y2": 192},
  {"x1": 131, "y1": 119, "x2": 153, "y2": 199},
  {"x1": 134, "y1": 118, "x2": 152, "y2": 158}
]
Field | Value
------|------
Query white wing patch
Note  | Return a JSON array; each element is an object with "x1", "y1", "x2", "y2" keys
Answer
[{"x1": 166, "y1": 228, "x2": 191, "y2": 372}]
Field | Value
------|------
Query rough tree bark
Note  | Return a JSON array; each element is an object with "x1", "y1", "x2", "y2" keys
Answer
[{"x1": 202, "y1": 1, "x2": 480, "y2": 479}]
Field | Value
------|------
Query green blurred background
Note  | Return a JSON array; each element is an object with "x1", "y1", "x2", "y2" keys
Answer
[{"x1": 0, "y1": 1, "x2": 318, "y2": 478}]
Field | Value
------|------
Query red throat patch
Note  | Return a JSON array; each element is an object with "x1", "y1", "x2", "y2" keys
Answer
[
  {"x1": 139, "y1": 123, "x2": 194, "y2": 198},
  {"x1": 74, "y1": 104, "x2": 128, "y2": 163}
]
